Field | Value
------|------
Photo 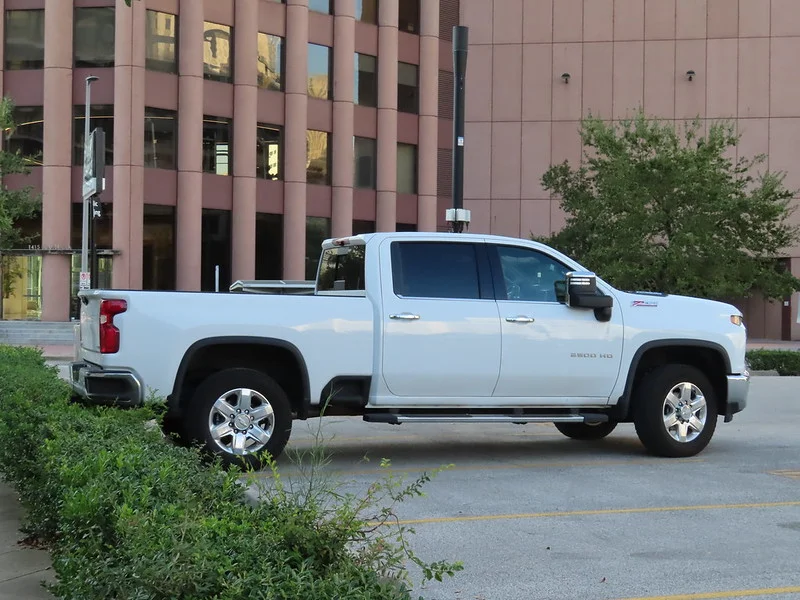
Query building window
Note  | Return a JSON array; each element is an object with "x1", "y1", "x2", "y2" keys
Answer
[
  {"x1": 354, "y1": 53, "x2": 377, "y2": 107},
  {"x1": 203, "y1": 116, "x2": 232, "y2": 176},
  {"x1": 74, "y1": 7, "x2": 116, "y2": 68},
  {"x1": 144, "y1": 108, "x2": 177, "y2": 170},
  {"x1": 257, "y1": 124, "x2": 282, "y2": 180},
  {"x1": 73, "y1": 105, "x2": 114, "y2": 166},
  {"x1": 309, "y1": 0, "x2": 332, "y2": 13},
  {"x1": 356, "y1": 0, "x2": 378, "y2": 24},
  {"x1": 203, "y1": 22, "x2": 233, "y2": 83},
  {"x1": 256, "y1": 213, "x2": 283, "y2": 280},
  {"x1": 306, "y1": 216, "x2": 331, "y2": 280},
  {"x1": 398, "y1": 0, "x2": 420, "y2": 34},
  {"x1": 257, "y1": 33, "x2": 283, "y2": 91},
  {"x1": 306, "y1": 130, "x2": 330, "y2": 185},
  {"x1": 397, "y1": 142, "x2": 417, "y2": 194},
  {"x1": 396, "y1": 222, "x2": 417, "y2": 232},
  {"x1": 145, "y1": 10, "x2": 178, "y2": 73},
  {"x1": 353, "y1": 220, "x2": 375, "y2": 235},
  {"x1": 398, "y1": 62, "x2": 418, "y2": 114},
  {"x1": 4, "y1": 10, "x2": 45, "y2": 70},
  {"x1": 143, "y1": 205, "x2": 176, "y2": 290},
  {"x1": 201, "y1": 209, "x2": 231, "y2": 292},
  {"x1": 354, "y1": 136, "x2": 377, "y2": 189},
  {"x1": 308, "y1": 43, "x2": 332, "y2": 100},
  {"x1": 7, "y1": 106, "x2": 44, "y2": 165}
]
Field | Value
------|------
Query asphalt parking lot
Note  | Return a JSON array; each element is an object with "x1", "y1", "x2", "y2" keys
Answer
[{"x1": 253, "y1": 376, "x2": 800, "y2": 600}]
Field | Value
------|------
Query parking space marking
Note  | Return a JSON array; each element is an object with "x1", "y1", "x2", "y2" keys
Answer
[
  {"x1": 769, "y1": 469, "x2": 800, "y2": 480},
  {"x1": 381, "y1": 500, "x2": 800, "y2": 526},
  {"x1": 614, "y1": 585, "x2": 800, "y2": 599},
  {"x1": 264, "y1": 457, "x2": 704, "y2": 478}
]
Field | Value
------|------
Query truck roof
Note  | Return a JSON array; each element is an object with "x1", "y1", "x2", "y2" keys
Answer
[{"x1": 323, "y1": 230, "x2": 547, "y2": 249}]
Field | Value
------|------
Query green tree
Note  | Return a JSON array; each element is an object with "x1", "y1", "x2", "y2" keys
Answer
[
  {"x1": 536, "y1": 110, "x2": 800, "y2": 301},
  {"x1": 0, "y1": 96, "x2": 41, "y2": 299}
]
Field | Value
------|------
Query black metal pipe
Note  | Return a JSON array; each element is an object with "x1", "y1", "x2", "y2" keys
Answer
[{"x1": 452, "y1": 25, "x2": 468, "y2": 233}]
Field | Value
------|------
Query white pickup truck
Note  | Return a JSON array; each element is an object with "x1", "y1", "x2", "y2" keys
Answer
[{"x1": 70, "y1": 231, "x2": 749, "y2": 468}]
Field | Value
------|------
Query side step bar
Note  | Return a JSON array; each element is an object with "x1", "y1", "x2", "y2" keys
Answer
[{"x1": 363, "y1": 413, "x2": 609, "y2": 425}]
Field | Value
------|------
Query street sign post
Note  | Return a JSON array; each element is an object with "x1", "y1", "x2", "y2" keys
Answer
[{"x1": 81, "y1": 75, "x2": 99, "y2": 290}]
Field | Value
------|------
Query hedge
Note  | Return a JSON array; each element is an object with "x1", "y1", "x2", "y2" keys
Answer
[
  {"x1": 746, "y1": 349, "x2": 800, "y2": 376},
  {"x1": 0, "y1": 346, "x2": 461, "y2": 599}
]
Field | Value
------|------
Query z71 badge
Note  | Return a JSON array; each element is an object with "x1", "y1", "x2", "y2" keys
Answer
[{"x1": 631, "y1": 300, "x2": 658, "y2": 307}]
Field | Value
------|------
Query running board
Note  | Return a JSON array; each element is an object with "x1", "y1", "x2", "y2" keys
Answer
[{"x1": 363, "y1": 413, "x2": 609, "y2": 425}]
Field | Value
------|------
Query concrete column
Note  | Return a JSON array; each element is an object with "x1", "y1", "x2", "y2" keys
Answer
[
  {"x1": 112, "y1": 0, "x2": 146, "y2": 290},
  {"x1": 283, "y1": 0, "x2": 309, "y2": 279},
  {"x1": 417, "y1": 0, "x2": 439, "y2": 232},
  {"x1": 376, "y1": 0, "x2": 398, "y2": 231},
  {"x1": 41, "y1": 0, "x2": 73, "y2": 321},
  {"x1": 331, "y1": 0, "x2": 355, "y2": 238},
  {"x1": 176, "y1": 0, "x2": 204, "y2": 290},
  {"x1": 232, "y1": 0, "x2": 258, "y2": 282}
]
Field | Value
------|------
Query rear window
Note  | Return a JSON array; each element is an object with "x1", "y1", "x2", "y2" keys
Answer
[{"x1": 316, "y1": 244, "x2": 366, "y2": 295}]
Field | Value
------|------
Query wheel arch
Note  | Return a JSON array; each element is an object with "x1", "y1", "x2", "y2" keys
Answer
[
  {"x1": 169, "y1": 336, "x2": 312, "y2": 420},
  {"x1": 612, "y1": 339, "x2": 730, "y2": 421}
]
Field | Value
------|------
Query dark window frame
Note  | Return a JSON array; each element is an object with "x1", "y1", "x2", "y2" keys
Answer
[
  {"x1": 397, "y1": 61, "x2": 419, "y2": 114},
  {"x1": 144, "y1": 107, "x2": 177, "y2": 170},
  {"x1": 73, "y1": 6, "x2": 116, "y2": 68},
  {"x1": 353, "y1": 136, "x2": 377, "y2": 189},
  {"x1": 72, "y1": 104, "x2": 115, "y2": 166},
  {"x1": 396, "y1": 142, "x2": 417, "y2": 194},
  {"x1": 354, "y1": 52, "x2": 378, "y2": 107},
  {"x1": 4, "y1": 9, "x2": 45, "y2": 70},
  {"x1": 145, "y1": 9, "x2": 178, "y2": 73},
  {"x1": 7, "y1": 105, "x2": 44, "y2": 165},
  {"x1": 256, "y1": 123, "x2": 283, "y2": 180},
  {"x1": 398, "y1": 0, "x2": 420, "y2": 34},
  {"x1": 202, "y1": 115, "x2": 233, "y2": 176},
  {"x1": 355, "y1": 0, "x2": 378, "y2": 24},
  {"x1": 306, "y1": 130, "x2": 331, "y2": 186},
  {"x1": 257, "y1": 32, "x2": 284, "y2": 91},
  {"x1": 203, "y1": 21, "x2": 233, "y2": 83},
  {"x1": 307, "y1": 42, "x2": 333, "y2": 100}
]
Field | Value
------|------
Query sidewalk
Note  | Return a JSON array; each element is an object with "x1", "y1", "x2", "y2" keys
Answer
[{"x1": 0, "y1": 480, "x2": 54, "y2": 599}]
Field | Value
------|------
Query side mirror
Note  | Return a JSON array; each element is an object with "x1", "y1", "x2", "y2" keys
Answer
[{"x1": 565, "y1": 271, "x2": 613, "y2": 322}]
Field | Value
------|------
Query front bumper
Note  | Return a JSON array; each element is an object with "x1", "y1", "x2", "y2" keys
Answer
[
  {"x1": 724, "y1": 371, "x2": 750, "y2": 422},
  {"x1": 70, "y1": 361, "x2": 144, "y2": 408}
]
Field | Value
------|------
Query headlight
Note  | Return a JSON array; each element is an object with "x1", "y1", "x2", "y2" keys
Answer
[{"x1": 730, "y1": 315, "x2": 744, "y2": 326}]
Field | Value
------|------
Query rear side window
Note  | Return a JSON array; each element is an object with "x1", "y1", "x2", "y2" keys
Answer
[
  {"x1": 317, "y1": 244, "x2": 366, "y2": 294},
  {"x1": 391, "y1": 241, "x2": 481, "y2": 299}
]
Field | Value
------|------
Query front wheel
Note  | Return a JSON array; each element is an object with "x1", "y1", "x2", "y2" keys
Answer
[
  {"x1": 187, "y1": 368, "x2": 293, "y2": 470},
  {"x1": 633, "y1": 364, "x2": 718, "y2": 458},
  {"x1": 554, "y1": 421, "x2": 617, "y2": 440}
]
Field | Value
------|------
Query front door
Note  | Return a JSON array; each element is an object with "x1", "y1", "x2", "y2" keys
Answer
[
  {"x1": 380, "y1": 239, "x2": 502, "y2": 399},
  {"x1": 489, "y1": 244, "x2": 624, "y2": 402}
]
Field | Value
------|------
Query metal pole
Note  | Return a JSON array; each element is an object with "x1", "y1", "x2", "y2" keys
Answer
[
  {"x1": 81, "y1": 76, "x2": 98, "y2": 282},
  {"x1": 451, "y1": 26, "x2": 469, "y2": 233},
  {"x1": 215, "y1": 265, "x2": 220, "y2": 292}
]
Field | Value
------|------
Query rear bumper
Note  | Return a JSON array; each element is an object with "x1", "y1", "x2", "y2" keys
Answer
[
  {"x1": 70, "y1": 361, "x2": 144, "y2": 408},
  {"x1": 724, "y1": 371, "x2": 749, "y2": 422}
]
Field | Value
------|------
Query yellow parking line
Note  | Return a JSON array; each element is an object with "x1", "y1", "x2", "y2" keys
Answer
[
  {"x1": 615, "y1": 585, "x2": 800, "y2": 599},
  {"x1": 380, "y1": 500, "x2": 800, "y2": 526},
  {"x1": 263, "y1": 457, "x2": 703, "y2": 479}
]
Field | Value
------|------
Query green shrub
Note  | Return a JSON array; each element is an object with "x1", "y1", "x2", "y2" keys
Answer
[
  {"x1": 746, "y1": 349, "x2": 800, "y2": 375},
  {"x1": 0, "y1": 345, "x2": 462, "y2": 599}
]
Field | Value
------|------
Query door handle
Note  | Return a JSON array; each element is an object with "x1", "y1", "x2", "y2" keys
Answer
[
  {"x1": 505, "y1": 315, "x2": 535, "y2": 323},
  {"x1": 390, "y1": 313, "x2": 420, "y2": 320}
]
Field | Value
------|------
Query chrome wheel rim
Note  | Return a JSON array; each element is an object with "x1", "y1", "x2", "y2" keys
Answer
[
  {"x1": 208, "y1": 387, "x2": 275, "y2": 455},
  {"x1": 662, "y1": 381, "x2": 707, "y2": 443}
]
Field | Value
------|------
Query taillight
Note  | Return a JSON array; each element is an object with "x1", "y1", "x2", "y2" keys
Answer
[{"x1": 99, "y1": 299, "x2": 127, "y2": 354}]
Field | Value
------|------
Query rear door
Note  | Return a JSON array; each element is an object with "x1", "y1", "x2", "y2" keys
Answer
[{"x1": 380, "y1": 239, "x2": 502, "y2": 399}]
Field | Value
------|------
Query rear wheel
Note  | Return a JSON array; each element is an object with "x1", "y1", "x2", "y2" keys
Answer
[
  {"x1": 187, "y1": 368, "x2": 293, "y2": 470},
  {"x1": 554, "y1": 421, "x2": 617, "y2": 440},
  {"x1": 633, "y1": 364, "x2": 717, "y2": 458}
]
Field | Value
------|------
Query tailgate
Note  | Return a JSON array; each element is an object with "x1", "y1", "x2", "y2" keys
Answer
[{"x1": 79, "y1": 291, "x2": 104, "y2": 353}]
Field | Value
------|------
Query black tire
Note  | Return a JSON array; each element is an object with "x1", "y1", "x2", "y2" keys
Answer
[
  {"x1": 186, "y1": 368, "x2": 293, "y2": 470},
  {"x1": 633, "y1": 364, "x2": 718, "y2": 458},
  {"x1": 554, "y1": 421, "x2": 617, "y2": 440}
]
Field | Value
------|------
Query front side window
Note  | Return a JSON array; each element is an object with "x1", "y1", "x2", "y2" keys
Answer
[
  {"x1": 391, "y1": 241, "x2": 481, "y2": 300},
  {"x1": 257, "y1": 33, "x2": 283, "y2": 91},
  {"x1": 494, "y1": 245, "x2": 569, "y2": 303},
  {"x1": 74, "y1": 7, "x2": 116, "y2": 68},
  {"x1": 144, "y1": 107, "x2": 177, "y2": 169},
  {"x1": 145, "y1": 10, "x2": 178, "y2": 73},
  {"x1": 203, "y1": 22, "x2": 233, "y2": 82},
  {"x1": 308, "y1": 43, "x2": 332, "y2": 99},
  {"x1": 257, "y1": 124, "x2": 282, "y2": 180},
  {"x1": 202, "y1": 116, "x2": 232, "y2": 175},
  {"x1": 4, "y1": 10, "x2": 45, "y2": 70}
]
